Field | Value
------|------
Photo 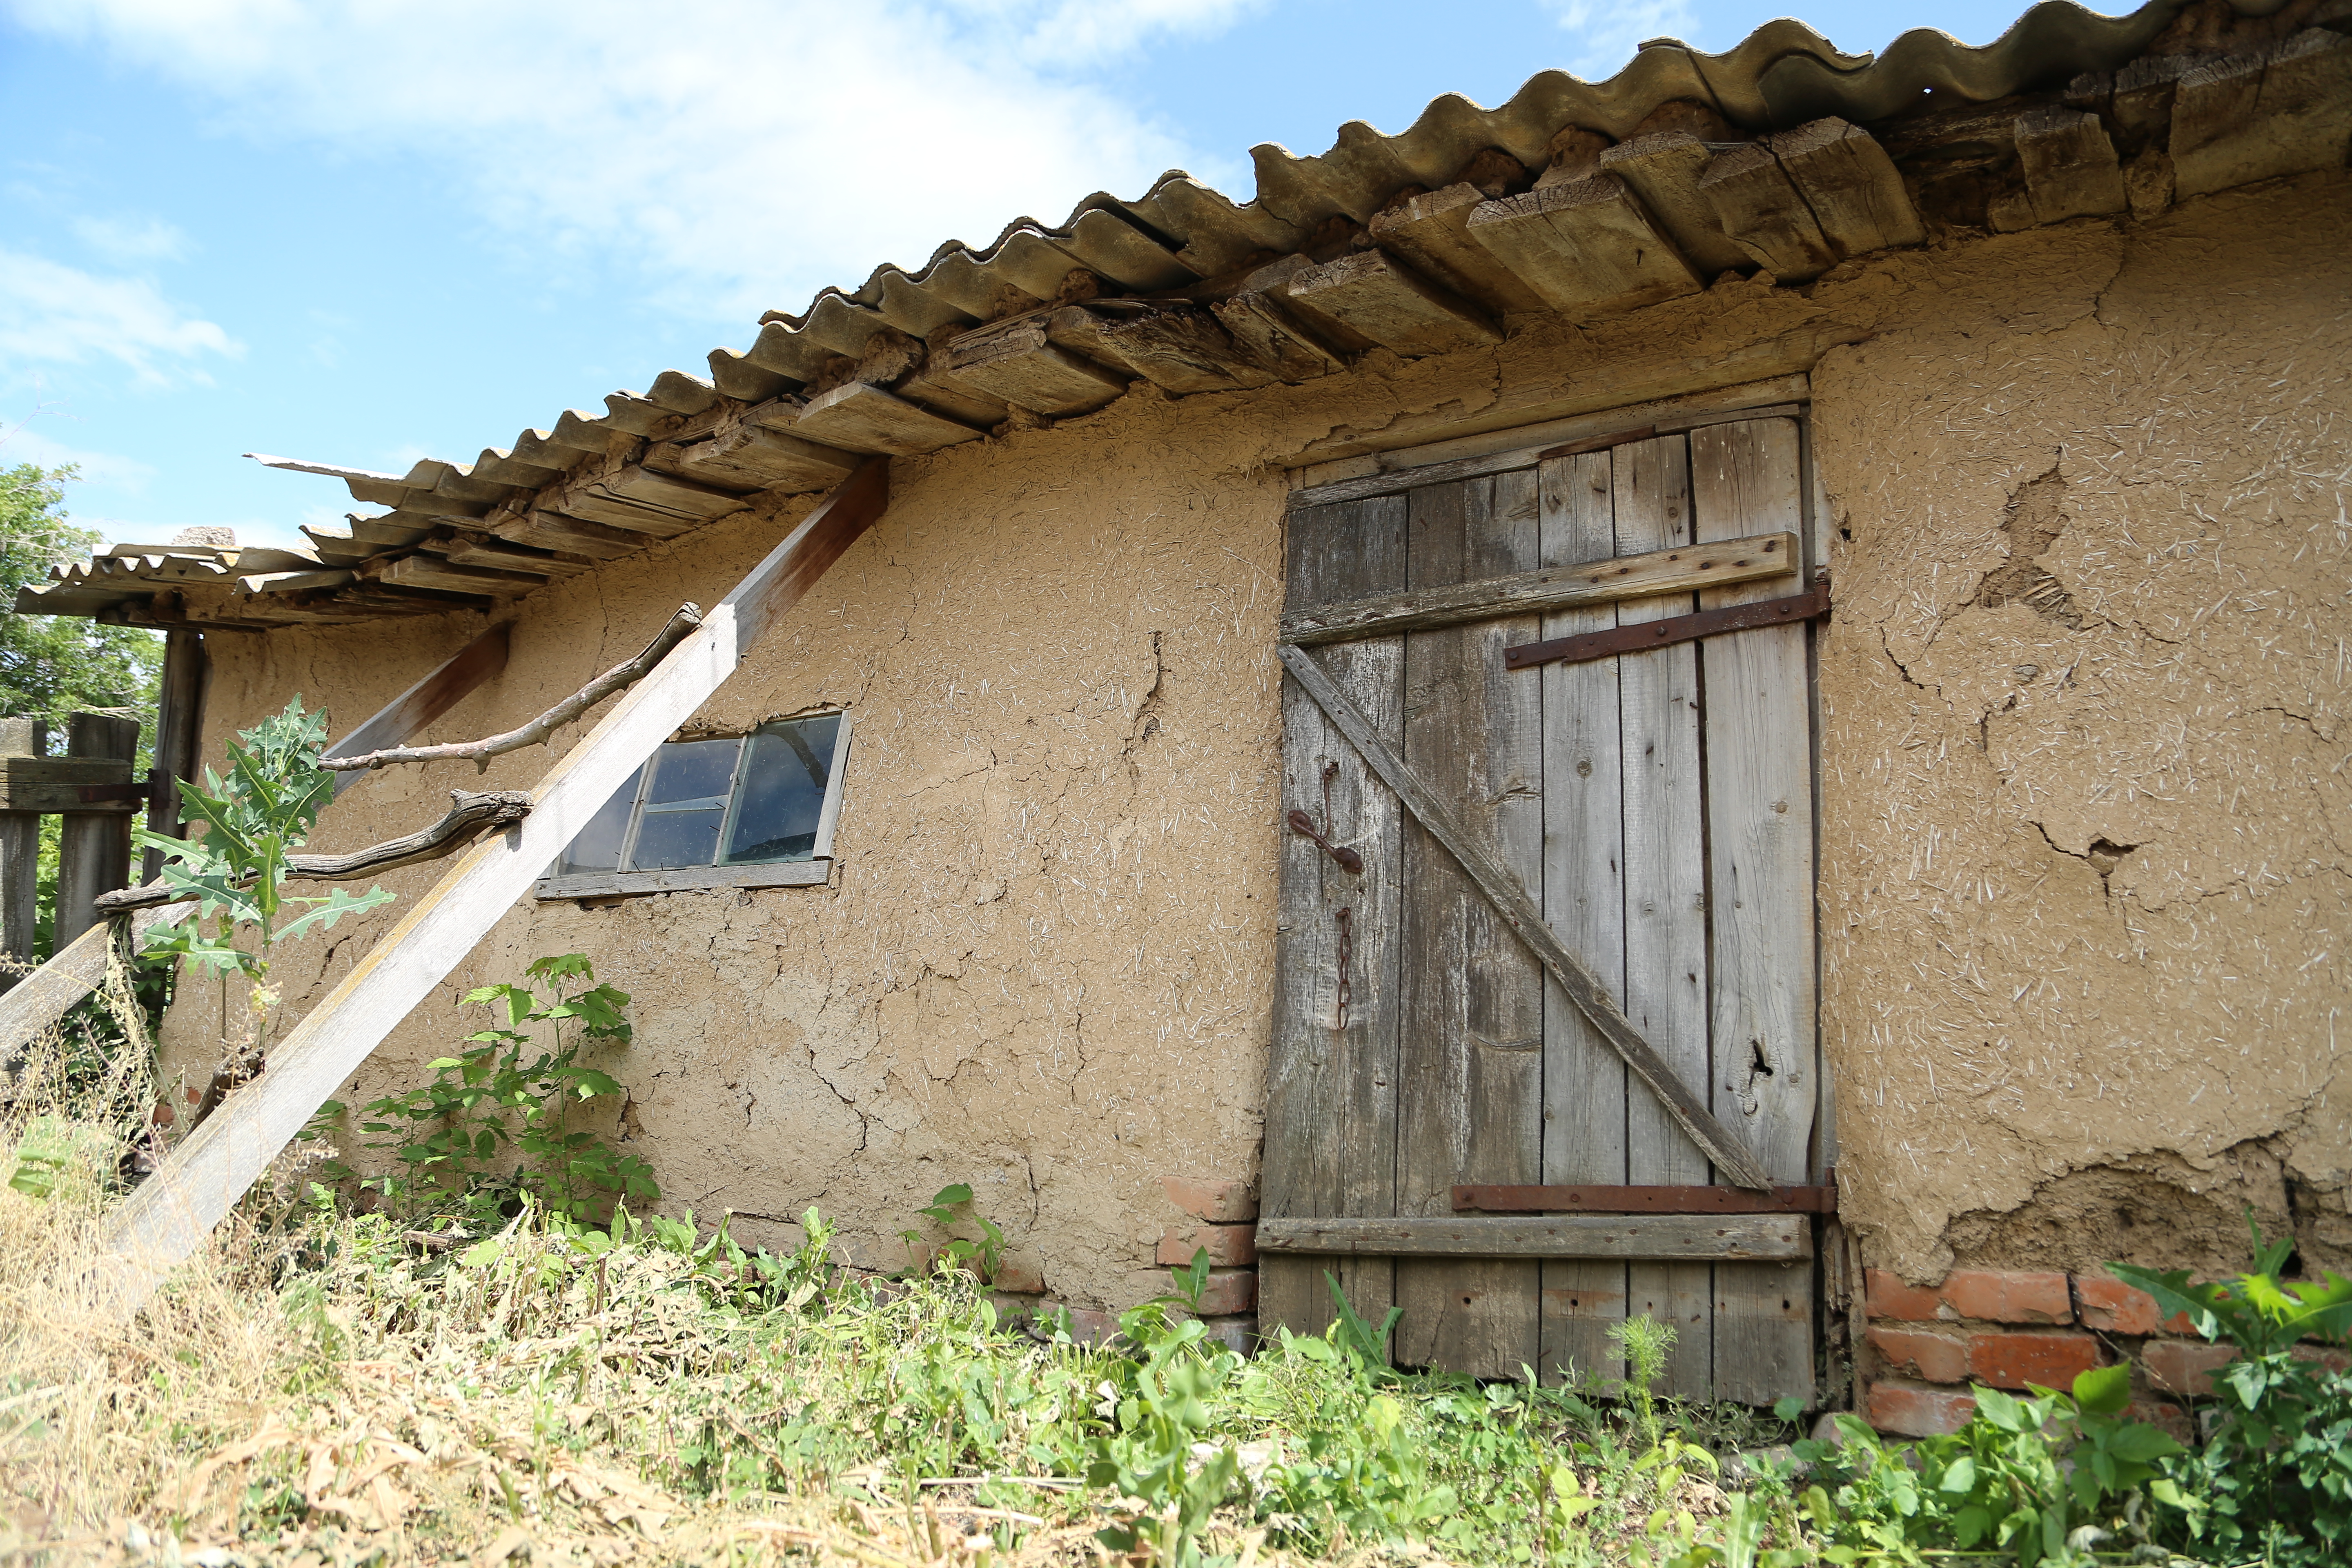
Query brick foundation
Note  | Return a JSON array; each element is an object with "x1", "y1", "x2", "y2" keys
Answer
[
  {"x1": 1859, "y1": 1265, "x2": 2339, "y2": 1438},
  {"x1": 999, "y1": 1173, "x2": 1264, "y2": 1350}
]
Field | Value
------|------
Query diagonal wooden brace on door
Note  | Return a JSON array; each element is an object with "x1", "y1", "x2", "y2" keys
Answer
[{"x1": 1277, "y1": 642, "x2": 1774, "y2": 1192}]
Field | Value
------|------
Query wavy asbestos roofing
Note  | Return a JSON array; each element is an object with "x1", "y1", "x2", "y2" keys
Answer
[
  {"x1": 18, "y1": 0, "x2": 2319, "y2": 625},
  {"x1": 766, "y1": 0, "x2": 2263, "y2": 324}
]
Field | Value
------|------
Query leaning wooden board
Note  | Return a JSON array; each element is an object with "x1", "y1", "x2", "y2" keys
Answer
[{"x1": 92, "y1": 460, "x2": 890, "y2": 1316}]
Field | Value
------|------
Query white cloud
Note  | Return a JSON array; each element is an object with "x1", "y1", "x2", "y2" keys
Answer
[
  {"x1": 0, "y1": 421, "x2": 160, "y2": 489},
  {"x1": 70, "y1": 213, "x2": 191, "y2": 262},
  {"x1": 0, "y1": 245, "x2": 241, "y2": 387},
  {"x1": 1544, "y1": 0, "x2": 1702, "y2": 81},
  {"x1": 7, "y1": 0, "x2": 1266, "y2": 325}
]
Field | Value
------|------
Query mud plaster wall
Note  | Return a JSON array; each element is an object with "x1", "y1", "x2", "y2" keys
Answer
[{"x1": 163, "y1": 170, "x2": 2350, "y2": 1307}]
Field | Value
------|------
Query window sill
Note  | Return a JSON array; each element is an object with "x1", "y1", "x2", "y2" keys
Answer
[{"x1": 535, "y1": 860, "x2": 833, "y2": 901}]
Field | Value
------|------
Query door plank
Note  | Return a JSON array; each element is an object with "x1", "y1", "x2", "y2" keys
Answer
[
  {"x1": 1613, "y1": 434, "x2": 1717, "y2": 1400},
  {"x1": 1278, "y1": 531, "x2": 1797, "y2": 644},
  {"x1": 1538, "y1": 449, "x2": 1632, "y2": 1390},
  {"x1": 1278, "y1": 644, "x2": 1772, "y2": 1194},
  {"x1": 1693, "y1": 416, "x2": 1819, "y2": 1405},
  {"x1": 1396, "y1": 471, "x2": 1545, "y2": 1376},
  {"x1": 1261, "y1": 1213, "x2": 1811, "y2": 1260},
  {"x1": 1262, "y1": 496, "x2": 1409, "y2": 1345}
]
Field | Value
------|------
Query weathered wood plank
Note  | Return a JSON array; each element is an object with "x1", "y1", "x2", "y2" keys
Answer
[
  {"x1": 2015, "y1": 107, "x2": 2128, "y2": 224},
  {"x1": 794, "y1": 382, "x2": 985, "y2": 455},
  {"x1": 1287, "y1": 389, "x2": 1806, "y2": 503},
  {"x1": 1596, "y1": 134, "x2": 1757, "y2": 281},
  {"x1": 1261, "y1": 496, "x2": 1409, "y2": 1348},
  {"x1": 90, "y1": 460, "x2": 892, "y2": 1318},
  {"x1": 1611, "y1": 434, "x2": 1715, "y2": 1399},
  {"x1": 1094, "y1": 306, "x2": 1276, "y2": 394},
  {"x1": 1276, "y1": 643, "x2": 1772, "y2": 1193},
  {"x1": 1692, "y1": 417, "x2": 1819, "y2": 1406},
  {"x1": 1281, "y1": 531, "x2": 1795, "y2": 645},
  {"x1": 0, "y1": 907, "x2": 181, "y2": 1057},
  {"x1": 1259, "y1": 1214, "x2": 1811, "y2": 1261},
  {"x1": 2172, "y1": 31, "x2": 2352, "y2": 198},
  {"x1": 1537, "y1": 448, "x2": 1631, "y2": 1390},
  {"x1": 941, "y1": 322, "x2": 1129, "y2": 416},
  {"x1": 55, "y1": 714, "x2": 140, "y2": 951},
  {"x1": 1285, "y1": 250, "x2": 1501, "y2": 359},
  {"x1": 1209, "y1": 289, "x2": 1348, "y2": 383},
  {"x1": 1461, "y1": 1183, "x2": 1835, "y2": 1215},
  {"x1": 1366, "y1": 184, "x2": 1549, "y2": 316},
  {"x1": 1698, "y1": 143, "x2": 1838, "y2": 284},
  {"x1": 1766, "y1": 119, "x2": 1924, "y2": 257},
  {"x1": 143, "y1": 630, "x2": 207, "y2": 882},
  {"x1": 1395, "y1": 470, "x2": 1545, "y2": 1377},
  {"x1": 1465, "y1": 174, "x2": 1701, "y2": 317}
]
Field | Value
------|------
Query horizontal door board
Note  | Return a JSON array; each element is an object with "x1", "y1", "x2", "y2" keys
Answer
[
  {"x1": 1456, "y1": 1183, "x2": 1836, "y2": 1215},
  {"x1": 1258, "y1": 1214, "x2": 1811, "y2": 1261},
  {"x1": 1278, "y1": 642, "x2": 1774, "y2": 1191},
  {"x1": 1281, "y1": 532, "x2": 1797, "y2": 646},
  {"x1": 1503, "y1": 582, "x2": 1830, "y2": 670},
  {"x1": 1285, "y1": 372, "x2": 1811, "y2": 481},
  {"x1": 1290, "y1": 404, "x2": 1802, "y2": 507}
]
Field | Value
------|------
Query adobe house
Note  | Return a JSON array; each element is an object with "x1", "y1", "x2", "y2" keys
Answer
[{"x1": 19, "y1": 0, "x2": 2350, "y2": 1430}]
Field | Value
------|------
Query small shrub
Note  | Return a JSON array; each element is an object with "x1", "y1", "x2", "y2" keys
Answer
[
  {"x1": 352, "y1": 953, "x2": 655, "y2": 1225},
  {"x1": 2117, "y1": 1212, "x2": 2352, "y2": 1565}
]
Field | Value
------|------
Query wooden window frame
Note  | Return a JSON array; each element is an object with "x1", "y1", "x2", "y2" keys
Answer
[{"x1": 532, "y1": 710, "x2": 853, "y2": 901}]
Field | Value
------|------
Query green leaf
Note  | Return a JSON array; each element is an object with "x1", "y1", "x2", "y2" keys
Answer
[
  {"x1": 2072, "y1": 1361, "x2": 2132, "y2": 1415},
  {"x1": 273, "y1": 884, "x2": 396, "y2": 944},
  {"x1": 1938, "y1": 1455, "x2": 1978, "y2": 1492},
  {"x1": 2107, "y1": 1424, "x2": 2183, "y2": 1462}
]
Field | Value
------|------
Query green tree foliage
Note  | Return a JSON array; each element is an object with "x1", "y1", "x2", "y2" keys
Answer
[{"x1": 0, "y1": 462, "x2": 161, "y2": 733}]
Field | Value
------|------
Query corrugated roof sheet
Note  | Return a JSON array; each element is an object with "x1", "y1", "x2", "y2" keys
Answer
[{"x1": 20, "y1": 0, "x2": 2338, "y2": 628}]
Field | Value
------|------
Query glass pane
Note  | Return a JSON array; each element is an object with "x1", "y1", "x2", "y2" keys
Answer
[
  {"x1": 557, "y1": 765, "x2": 643, "y2": 875},
  {"x1": 628, "y1": 808, "x2": 726, "y2": 870},
  {"x1": 642, "y1": 737, "x2": 741, "y2": 809},
  {"x1": 724, "y1": 713, "x2": 841, "y2": 864}
]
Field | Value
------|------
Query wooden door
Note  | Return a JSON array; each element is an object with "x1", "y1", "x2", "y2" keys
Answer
[{"x1": 1262, "y1": 414, "x2": 1821, "y2": 1405}]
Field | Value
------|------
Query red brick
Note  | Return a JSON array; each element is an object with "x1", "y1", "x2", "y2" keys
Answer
[
  {"x1": 1162, "y1": 1176, "x2": 1258, "y2": 1224},
  {"x1": 1941, "y1": 1270, "x2": 2073, "y2": 1325},
  {"x1": 1866, "y1": 1268, "x2": 1948, "y2": 1321},
  {"x1": 1868, "y1": 1325, "x2": 1969, "y2": 1384},
  {"x1": 1967, "y1": 1329, "x2": 2100, "y2": 1390},
  {"x1": 1195, "y1": 1316, "x2": 1259, "y2": 1354},
  {"x1": 1191, "y1": 1268, "x2": 1257, "y2": 1316},
  {"x1": 2129, "y1": 1399, "x2": 2194, "y2": 1443},
  {"x1": 2145, "y1": 1339, "x2": 2238, "y2": 1397},
  {"x1": 986, "y1": 1255, "x2": 1044, "y2": 1295},
  {"x1": 1159, "y1": 1223, "x2": 1257, "y2": 1267},
  {"x1": 2075, "y1": 1275, "x2": 2160, "y2": 1335},
  {"x1": 1045, "y1": 1304, "x2": 1119, "y2": 1346},
  {"x1": 1868, "y1": 1380, "x2": 1978, "y2": 1437}
]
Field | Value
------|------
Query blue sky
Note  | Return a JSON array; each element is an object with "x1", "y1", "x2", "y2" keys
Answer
[{"x1": 4, "y1": 0, "x2": 2048, "y2": 551}]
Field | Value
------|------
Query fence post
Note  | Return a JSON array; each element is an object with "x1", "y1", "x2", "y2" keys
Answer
[
  {"x1": 0, "y1": 718, "x2": 44, "y2": 995},
  {"x1": 54, "y1": 712, "x2": 142, "y2": 952},
  {"x1": 143, "y1": 630, "x2": 207, "y2": 882}
]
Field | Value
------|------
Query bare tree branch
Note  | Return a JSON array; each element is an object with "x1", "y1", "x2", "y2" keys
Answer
[
  {"x1": 320, "y1": 603, "x2": 704, "y2": 773},
  {"x1": 96, "y1": 790, "x2": 533, "y2": 913}
]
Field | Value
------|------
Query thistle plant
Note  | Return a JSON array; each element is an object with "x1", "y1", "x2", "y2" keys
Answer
[
  {"x1": 1609, "y1": 1312, "x2": 1677, "y2": 1451},
  {"x1": 136, "y1": 698, "x2": 393, "y2": 1051}
]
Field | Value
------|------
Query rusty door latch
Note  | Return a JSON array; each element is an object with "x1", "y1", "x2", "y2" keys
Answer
[{"x1": 1288, "y1": 762, "x2": 1363, "y2": 873}]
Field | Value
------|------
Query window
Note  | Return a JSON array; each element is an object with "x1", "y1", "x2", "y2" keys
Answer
[{"x1": 536, "y1": 711, "x2": 851, "y2": 899}]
